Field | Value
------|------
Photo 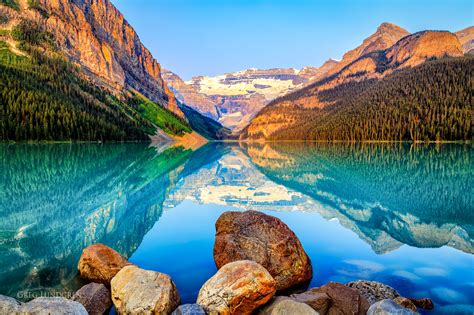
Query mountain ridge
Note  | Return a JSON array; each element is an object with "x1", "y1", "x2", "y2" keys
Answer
[{"x1": 0, "y1": 0, "x2": 226, "y2": 141}]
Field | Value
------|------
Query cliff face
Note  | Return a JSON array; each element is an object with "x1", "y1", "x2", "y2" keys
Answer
[
  {"x1": 325, "y1": 22, "x2": 410, "y2": 77},
  {"x1": 455, "y1": 26, "x2": 474, "y2": 54},
  {"x1": 162, "y1": 69, "x2": 218, "y2": 120},
  {"x1": 12, "y1": 0, "x2": 182, "y2": 117}
]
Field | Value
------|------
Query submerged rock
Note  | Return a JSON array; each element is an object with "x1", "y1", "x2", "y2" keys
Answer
[
  {"x1": 214, "y1": 210, "x2": 312, "y2": 291},
  {"x1": 78, "y1": 244, "x2": 131, "y2": 284},
  {"x1": 197, "y1": 260, "x2": 276, "y2": 314},
  {"x1": 259, "y1": 296, "x2": 319, "y2": 315},
  {"x1": 111, "y1": 265, "x2": 180, "y2": 315},
  {"x1": 368, "y1": 299, "x2": 418, "y2": 314},
  {"x1": 408, "y1": 297, "x2": 434, "y2": 310},
  {"x1": 172, "y1": 304, "x2": 206, "y2": 315},
  {"x1": 72, "y1": 283, "x2": 112, "y2": 315},
  {"x1": 22, "y1": 297, "x2": 88, "y2": 314},
  {"x1": 347, "y1": 280, "x2": 400, "y2": 304},
  {"x1": 394, "y1": 297, "x2": 417, "y2": 312},
  {"x1": 303, "y1": 282, "x2": 370, "y2": 315},
  {"x1": 0, "y1": 295, "x2": 22, "y2": 313}
]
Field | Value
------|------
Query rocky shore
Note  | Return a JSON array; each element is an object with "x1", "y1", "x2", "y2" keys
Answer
[{"x1": 0, "y1": 210, "x2": 434, "y2": 314}]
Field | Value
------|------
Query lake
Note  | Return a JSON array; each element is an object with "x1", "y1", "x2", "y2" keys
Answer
[{"x1": 0, "y1": 142, "x2": 473, "y2": 313}]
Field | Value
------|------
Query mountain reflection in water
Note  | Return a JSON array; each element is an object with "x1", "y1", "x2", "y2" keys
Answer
[{"x1": 0, "y1": 142, "x2": 472, "y2": 306}]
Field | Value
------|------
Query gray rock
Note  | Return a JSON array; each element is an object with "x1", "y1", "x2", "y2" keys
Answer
[
  {"x1": 72, "y1": 283, "x2": 112, "y2": 315},
  {"x1": 259, "y1": 296, "x2": 319, "y2": 315},
  {"x1": 347, "y1": 280, "x2": 400, "y2": 304},
  {"x1": 0, "y1": 295, "x2": 22, "y2": 313},
  {"x1": 172, "y1": 304, "x2": 206, "y2": 315},
  {"x1": 368, "y1": 299, "x2": 418, "y2": 315},
  {"x1": 21, "y1": 297, "x2": 88, "y2": 315}
]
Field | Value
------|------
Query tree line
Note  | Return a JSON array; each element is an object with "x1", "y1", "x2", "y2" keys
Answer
[{"x1": 264, "y1": 57, "x2": 473, "y2": 142}]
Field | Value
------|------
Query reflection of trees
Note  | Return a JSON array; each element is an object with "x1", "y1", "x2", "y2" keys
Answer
[
  {"x1": 244, "y1": 143, "x2": 473, "y2": 253},
  {"x1": 0, "y1": 144, "x2": 193, "y2": 299}
]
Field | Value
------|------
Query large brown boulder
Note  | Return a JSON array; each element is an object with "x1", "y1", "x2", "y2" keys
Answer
[
  {"x1": 111, "y1": 265, "x2": 180, "y2": 315},
  {"x1": 197, "y1": 260, "x2": 276, "y2": 315},
  {"x1": 214, "y1": 210, "x2": 312, "y2": 291},
  {"x1": 72, "y1": 283, "x2": 112, "y2": 315},
  {"x1": 78, "y1": 244, "x2": 131, "y2": 284},
  {"x1": 300, "y1": 282, "x2": 370, "y2": 315}
]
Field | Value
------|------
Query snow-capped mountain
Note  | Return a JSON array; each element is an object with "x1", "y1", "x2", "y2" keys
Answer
[{"x1": 163, "y1": 65, "x2": 337, "y2": 132}]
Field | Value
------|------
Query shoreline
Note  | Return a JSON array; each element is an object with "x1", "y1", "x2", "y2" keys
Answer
[
  {"x1": 0, "y1": 139, "x2": 471, "y2": 145},
  {"x1": 0, "y1": 210, "x2": 437, "y2": 314}
]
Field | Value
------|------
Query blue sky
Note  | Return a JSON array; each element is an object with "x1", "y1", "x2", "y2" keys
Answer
[{"x1": 112, "y1": 0, "x2": 473, "y2": 80}]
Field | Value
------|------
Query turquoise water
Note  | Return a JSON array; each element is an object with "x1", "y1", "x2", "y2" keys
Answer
[{"x1": 0, "y1": 143, "x2": 473, "y2": 313}]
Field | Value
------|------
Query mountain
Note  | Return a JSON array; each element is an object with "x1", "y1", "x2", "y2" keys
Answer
[
  {"x1": 163, "y1": 67, "x2": 331, "y2": 132},
  {"x1": 455, "y1": 26, "x2": 474, "y2": 54},
  {"x1": 160, "y1": 23, "x2": 409, "y2": 133},
  {"x1": 324, "y1": 22, "x2": 410, "y2": 77},
  {"x1": 0, "y1": 0, "x2": 219, "y2": 142},
  {"x1": 162, "y1": 69, "x2": 218, "y2": 120},
  {"x1": 242, "y1": 29, "x2": 469, "y2": 141}
]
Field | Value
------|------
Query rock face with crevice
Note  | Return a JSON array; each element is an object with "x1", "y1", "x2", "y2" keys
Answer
[
  {"x1": 2, "y1": 0, "x2": 182, "y2": 117},
  {"x1": 214, "y1": 210, "x2": 313, "y2": 291}
]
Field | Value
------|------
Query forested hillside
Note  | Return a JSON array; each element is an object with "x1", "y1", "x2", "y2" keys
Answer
[
  {"x1": 0, "y1": 41, "x2": 155, "y2": 141},
  {"x1": 178, "y1": 103, "x2": 231, "y2": 140},
  {"x1": 243, "y1": 57, "x2": 473, "y2": 142},
  {"x1": 0, "y1": 17, "x2": 208, "y2": 142}
]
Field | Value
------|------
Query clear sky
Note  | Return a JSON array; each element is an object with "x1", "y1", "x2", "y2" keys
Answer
[{"x1": 112, "y1": 0, "x2": 473, "y2": 80}]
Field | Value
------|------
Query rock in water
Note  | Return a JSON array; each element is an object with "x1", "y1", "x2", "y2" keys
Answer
[
  {"x1": 22, "y1": 297, "x2": 88, "y2": 314},
  {"x1": 111, "y1": 265, "x2": 180, "y2": 315},
  {"x1": 214, "y1": 210, "x2": 312, "y2": 291},
  {"x1": 0, "y1": 295, "x2": 22, "y2": 313},
  {"x1": 72, "y1": 283, "x2": 112, "y2": 315},
  {"x1": 197, "y1": 260, "x2": 276, "y2": 314},
  {"x1": 394, "y1": 297, "x2": 417, "y2": 312},
  {"x1": 368, "y1": 299, "x2": 418, "y2": 314},
  {"x1": 259, "y1": 296, "x2": 319, "y2": 315},
  {"x1": 347, "y1": 280, "x2": 400, "y2": 304},
  {"x1": 408, "y1": 297, "x2": 434, "y2": 310},
  {"x1": 78, "y1": 244, "x2": 131, "y2": 284},
  {"x1": 304, "y1": 282, "x2": 370, "y2": 314},
  {"x1": 172, "y1": 304, "x2": 206, "y2": 315}
]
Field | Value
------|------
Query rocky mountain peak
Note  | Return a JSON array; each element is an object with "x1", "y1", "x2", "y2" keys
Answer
[
  {"x1": 326, "y1": 22, "x2": 410, "y2": 77},
  {"x1": 2, "y1": 0, "x2": 183, "y2": 117},
  {"x1": 376, "y1": 22, "x2": 408, "y2": 34}
]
